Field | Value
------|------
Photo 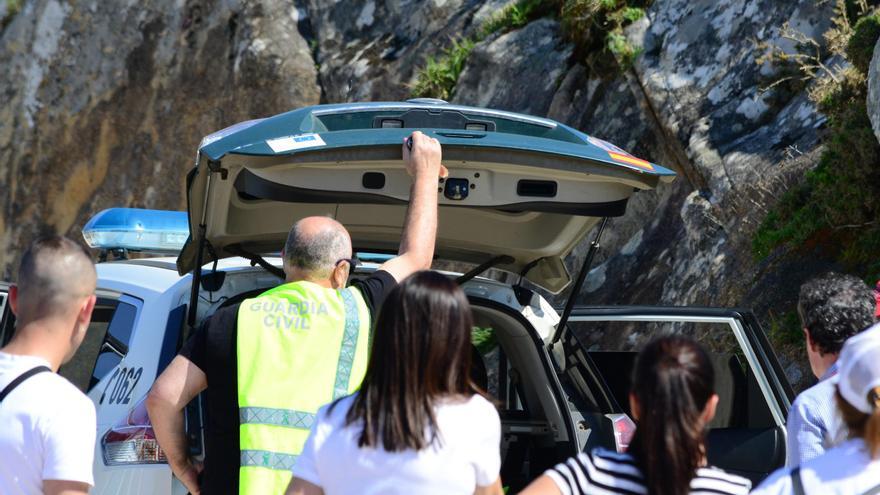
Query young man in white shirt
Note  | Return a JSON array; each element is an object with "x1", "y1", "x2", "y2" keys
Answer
[{"x1": 0, "y1": 236, "x2": 98, "y2": 495}]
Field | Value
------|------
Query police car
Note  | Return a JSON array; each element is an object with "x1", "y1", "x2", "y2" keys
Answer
[{"x1": 0, "y1": 100, "x2": 794, "y2": 493}]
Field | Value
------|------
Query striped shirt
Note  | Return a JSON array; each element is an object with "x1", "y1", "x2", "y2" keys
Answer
[{"x1": 545, "y1": 448, "x2": 751, "y2": 495}]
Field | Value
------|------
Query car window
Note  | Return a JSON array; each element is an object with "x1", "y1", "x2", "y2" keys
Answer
[
  {"x1": 473, "y1": 326, "x2": 526, "y2": 414},
  {"x1": 59, "y1": 301, "x2": 116, "y2": 392},
  {"x1": 105, "y1": 302, "x2": 137, "y2": 353},
  {"x1": 58, "y1": 297, "x2": 140, "y2": 393},
  {"x1": 567, "y1": 319, "x2": 776, "y2": 430}
]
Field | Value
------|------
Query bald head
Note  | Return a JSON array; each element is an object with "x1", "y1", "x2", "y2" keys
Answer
[
  {"x1": 16, "y1": 236, "x2": 96, "y2": 322},
  {"x1": 284, "y1": 217, "x2": 351, "y2": 279}
]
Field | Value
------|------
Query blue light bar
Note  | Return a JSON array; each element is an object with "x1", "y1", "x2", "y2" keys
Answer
[{"x1": 82, "y1": 208, "x2": 189, "y2": 253}]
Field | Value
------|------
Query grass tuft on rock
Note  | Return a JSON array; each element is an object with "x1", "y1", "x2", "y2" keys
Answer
[
  {"x1": 560, "y1": 0, "x2": 650, "y2": 70},
  {"x1": 411, "y1": 0, "x2": 651, "y2": 99},
  {"x1": 411, "y1": 0, "x2": 551, "y2": 99}
]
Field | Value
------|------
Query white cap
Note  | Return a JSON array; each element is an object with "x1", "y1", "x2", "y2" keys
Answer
[{"x1": 835, "y1": 322, "x2": 880, "y2": 414}]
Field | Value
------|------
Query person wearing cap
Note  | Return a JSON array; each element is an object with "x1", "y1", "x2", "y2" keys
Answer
[
  {"x1": 752, "y1": 322, "x2": 880, "y2": 494},
  {"x1": 785, "y1": 272, "x2": 876, "y2": 467}
]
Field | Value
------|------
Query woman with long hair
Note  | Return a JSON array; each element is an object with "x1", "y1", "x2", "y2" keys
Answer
[
  {"x1": 285, "y1": 271, "x2": 503, "y2": 495},
  {"x1": 753, "y1": 322, "x2": 880, "y2": 495},
  {"x1": 521, "y1": 335, "x2": 750, "y2": 495}
]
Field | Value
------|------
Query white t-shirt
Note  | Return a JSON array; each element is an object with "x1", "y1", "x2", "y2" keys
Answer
[
  {"x1": 293, "y1": 394, "x2": 501, "y2": 494},
  {"x1": 0, "y1": 352, "x2": 96, "y2": 494},
  {"x1": 753, "y1": 439, "x2": 880, "y2": 495}
]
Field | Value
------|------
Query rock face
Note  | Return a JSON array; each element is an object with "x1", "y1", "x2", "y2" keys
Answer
[
  {"x1": 453, "y1": 19, "x2": 573, "y2": 116},
  {"x1": 0, "y1": 0, "x2": 320, "y2": 273},
  {"x1": 0, "y1": 0, "x2": 846, "y2": 389},
  {"x1": 869, "y1": 36, "x2": 880, "y2": 144}
]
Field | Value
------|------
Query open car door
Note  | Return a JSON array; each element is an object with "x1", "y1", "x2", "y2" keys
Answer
[
  {"x1": 557, "y1": 306, "x2": 794, "y2": 486},
  {"x1": 0, "y1": 282, "x2": 13, "y2": 346}
]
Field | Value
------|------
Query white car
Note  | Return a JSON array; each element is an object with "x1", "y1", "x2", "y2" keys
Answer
[{"x1": 0, "y1": 101, "x2": 794, "y2": 493}]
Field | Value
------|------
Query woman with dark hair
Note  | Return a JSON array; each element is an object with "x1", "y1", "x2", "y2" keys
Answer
[
  {"x1": 285, "y1": 271, "x2": 503, "y2": 495},
  {"x1": 520, "y1": 335, "x2": 750, "y2": 495},
  {"x1": 753, "y1": 322, "x2": 880, "y2": 495}
]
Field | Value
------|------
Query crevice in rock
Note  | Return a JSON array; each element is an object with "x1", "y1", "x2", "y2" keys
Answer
[
  {"x1": 226, "y1": 12, "x2": 238, "y2": 61},
  {"x1": 293, "y1": 0, "x2": 326, "y2": 103},
  {"x1": 622, "y1": 66, "x2": 707, "y2": 192}
]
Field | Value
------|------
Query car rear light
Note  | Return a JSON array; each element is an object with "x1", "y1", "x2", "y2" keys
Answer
[
  {"x1": 101, "y1": 396, "x2": 167, "y2": 465},
  {"x1": 605, "y1": 413, "x2": 636, "y2": 453}
]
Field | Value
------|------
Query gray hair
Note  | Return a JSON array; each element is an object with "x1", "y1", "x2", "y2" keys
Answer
[{"x1": 284, "y1": 221, "x2": 350, "y2": 278}]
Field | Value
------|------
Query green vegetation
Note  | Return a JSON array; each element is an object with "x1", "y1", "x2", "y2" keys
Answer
[
  {"x1": 2, "y1": 0, "x2": 22, "y2": 29},
  {"x1": 411, "y1": 0, "x2": 552, "y2": 100},
  {"x1": 753, "y1": 1, "x2": 880, "y2": 282},
  {"x1": 847, "y1": 14, "x2": 880, "y2": 72},
  {"x1": 767, "y1": 310, "x2": 803, "y2": 349},
  {"x1": 411, "y1": 39, "x2": 477, "y2": 101},
  {"x1": 560, "y1": 0, "x2": 649, "y2": 69},
  {"x1": 471, "y1": 326, "x2": 499, "y2": 355},
  {"x1": 480, "y1": 0, "x2": 551, "y2": 37},
  {"x1": 411, "y1": 0, "x2": 651, "y2": 98}
]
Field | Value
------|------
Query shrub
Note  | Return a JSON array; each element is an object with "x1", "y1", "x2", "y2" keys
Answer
[
  {"x1": 846, "y1": 14, "x2": 880, "y2": 73},
  {"x1": 752, "y1": 3, "x2": 880, "y2": 282},
  {"x1": 560, "y1": 0, "x2": 650, "y2": 70}
]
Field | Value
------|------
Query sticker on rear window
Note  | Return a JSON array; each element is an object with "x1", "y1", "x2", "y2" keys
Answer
[{"x1": 266, "y1": 133, "x2": 326, "y2": 153}]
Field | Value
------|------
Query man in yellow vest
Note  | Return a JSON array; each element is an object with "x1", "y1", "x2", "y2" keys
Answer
[{"x1": 147, "y1": 131, "x2": 445, "y2": 495}]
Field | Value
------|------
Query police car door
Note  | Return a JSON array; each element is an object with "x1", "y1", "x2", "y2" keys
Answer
[{"x1": 556, "y1": 306, "x2": 793, "y2": 486}]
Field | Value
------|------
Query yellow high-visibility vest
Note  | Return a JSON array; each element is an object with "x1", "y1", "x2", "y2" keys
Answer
[{"x1": 236, "y1": 281, "x2": 370, "y2": 494}]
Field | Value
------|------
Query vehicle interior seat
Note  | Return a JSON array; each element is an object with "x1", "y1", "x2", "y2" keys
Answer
[{"x1": 586, "y1": 351, "x2": 748, "y2": 428}]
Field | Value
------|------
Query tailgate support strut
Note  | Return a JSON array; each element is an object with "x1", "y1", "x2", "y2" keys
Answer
[
  {"x1": 186, "y1": 165, "x2": 217, "y2": 328},
  {"x1": 552, "y1": 217, "x2": 609, "y2": 345}
]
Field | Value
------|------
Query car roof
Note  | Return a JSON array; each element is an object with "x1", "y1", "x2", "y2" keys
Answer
[{"x1": 95, "y1": 256, "x2": 280, "y2": 295}]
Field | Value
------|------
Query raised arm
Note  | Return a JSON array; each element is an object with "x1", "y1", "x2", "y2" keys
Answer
[
  {"x1": 379, "y1": 131, "x2": 446, "y2": 282},
  {"x1": 146, "y1": 355, "x2": 208, "y2": 495}
]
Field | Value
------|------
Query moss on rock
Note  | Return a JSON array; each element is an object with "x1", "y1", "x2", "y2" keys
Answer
[{"x1": 847, "y1": 14, "x2": 880, "y2": 73}]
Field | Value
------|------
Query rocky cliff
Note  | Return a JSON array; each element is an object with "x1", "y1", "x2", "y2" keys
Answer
[{"x1": 0, "y1": 0, "x2": 867, "y2": 389}]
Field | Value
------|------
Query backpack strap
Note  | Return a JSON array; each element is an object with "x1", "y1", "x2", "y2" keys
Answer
[
  {"x1": 0, "y1": 366, "x2": 52, "y2": 403},
  {"x1": 790, "y1": 467, "x2": 806, "y2": 495}
]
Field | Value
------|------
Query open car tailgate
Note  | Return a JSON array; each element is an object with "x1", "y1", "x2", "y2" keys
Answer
[{"x1": 177, "y1": 101, "x2": 675, "y2": 293}]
